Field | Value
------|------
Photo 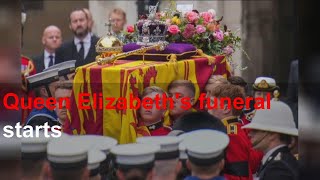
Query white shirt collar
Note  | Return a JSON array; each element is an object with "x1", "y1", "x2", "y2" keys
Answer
[
  {"x1": 74, "y1": 33, "x2": 92, "y2": 59},
  {"x1": 44, "y1": 49, "x2": 55, "y2": 58},
  {"x1": 262, "y1": 144, "x2": 286, "y2": 164},
  {"x1": 74, "y1": 33, "x2": 91, "y2": 45},
  {"x1": 44, "y1": 50, "x2": 55, "y2": 69}
]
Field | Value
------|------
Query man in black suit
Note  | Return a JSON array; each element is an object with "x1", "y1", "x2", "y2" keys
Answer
[
  {"x1": 33, "y1": 25, "x2": 62, "y2": 72},
  {"x1": 242, "y1": 100, "x2": 299, "y2": 180},
  {"x1": 55, "y1": 9, "x2": 99, "y2": 67}
]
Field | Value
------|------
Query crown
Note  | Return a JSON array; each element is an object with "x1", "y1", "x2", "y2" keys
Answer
[{"x1": 136, "y1": 2, "x2": 168, "y2": 46}]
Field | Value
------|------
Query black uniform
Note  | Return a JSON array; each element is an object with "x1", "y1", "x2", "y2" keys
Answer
[
  {"x1": 257, "y1": 146, "x2": 298, "y2": 180},
  {"x1": 55, "y1": 35, "x2": 99, "y2": 67}
]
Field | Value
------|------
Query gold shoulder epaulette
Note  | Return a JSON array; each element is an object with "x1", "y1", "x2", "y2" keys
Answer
[{"x1": 227, "y1": 124, "x2": 238, "y2": 135}]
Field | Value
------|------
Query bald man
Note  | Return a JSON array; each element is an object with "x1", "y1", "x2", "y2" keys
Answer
[{"x1": 33, "y1": 25, "x2": 62, "y2": 72}]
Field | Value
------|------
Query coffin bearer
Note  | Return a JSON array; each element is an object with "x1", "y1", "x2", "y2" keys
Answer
[
  {"x1": 21, "y1": 132, "x2": 52, "y2": 180},
  {"x1": 88, "y1": 150, "x2": 106, "y2": 180},
  {"x1": 110, "y1": 143, "x2": 160, "y2": 180},
  {"x1": 25, "y1": 69, "x2": 60, "y2": 127},
  {"x1": 72, "y1": 135, "x2": 118, "y2": 180},
  {"x1": 46, "y1": 137, "x2": 90, "y2": 180},
  {"x1": 182, "y1": 129, "x2": 230, "y2": 180},
  {"x1": 136, "y1": 136, "x2": 182, "y2": 180},
  {"x1": 242, "y1": 101, "x2": 299, "y2": 180}
]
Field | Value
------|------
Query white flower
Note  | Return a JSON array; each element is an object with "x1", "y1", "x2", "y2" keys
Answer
[{"x1": 208, "y1": 9, "x2": 216, "y2": 18}]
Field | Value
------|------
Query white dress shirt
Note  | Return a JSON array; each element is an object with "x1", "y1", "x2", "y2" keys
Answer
[
  {"x1": 44, "y1": 50, "x2": 55, "y2": 69},
  {"x1": 74, "y1": 33, "x2": 91, "y2": 59}
]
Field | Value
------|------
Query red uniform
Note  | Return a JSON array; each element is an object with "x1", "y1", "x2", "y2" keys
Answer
[
  {"x1": 221, "y1": 116, "x2": 263, "y2": 180},
  {"x1": 136, "y1": 121, "x2": 171, "y2": 137},
  {"x1": 21, "y1": 55, "x2": 36, "y2": 76},
  {"x1": 21, "y1": 55, "x2": 36, "y2": 124}
]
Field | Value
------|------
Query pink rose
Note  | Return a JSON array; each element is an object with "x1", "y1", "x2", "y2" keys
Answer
[
  {"x1": 168, "y1": 25, "x2": 180, "y2": 35},
  {"x1": 223, "y1": 46, "x2": 234, "y2": 55},
  {"x1": 213, "y1": 30, "x2": 224, "y2": 41},
  {"x1": 127, "y1": 25, "x2": 134, "y2": 33},
  {"x1": 182, "y1": 24, "x2": 196, "y2": 39},
  {"x1": 196, "y1": 25, "x2": 206, "y2": 34},
  {"x1": 185, "y1": 11, "x2": 199, "y2": 23},
  {"x1": 201, "y1": 12, "x2": 213, "y2": 24}
]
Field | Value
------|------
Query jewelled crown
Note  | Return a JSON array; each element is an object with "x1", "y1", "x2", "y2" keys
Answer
[{"x1": 136, "y1": 2, "x2": 168, "y2": 46}]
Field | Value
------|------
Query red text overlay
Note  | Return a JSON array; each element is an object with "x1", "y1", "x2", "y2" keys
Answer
[{"x1": 2, "y1": 92, "x2": 271, "y2": 111}]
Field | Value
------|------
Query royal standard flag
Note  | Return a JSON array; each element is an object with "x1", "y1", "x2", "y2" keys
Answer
[{"x1": 63, "y1": 56, "x2": 230, "y2": 144}]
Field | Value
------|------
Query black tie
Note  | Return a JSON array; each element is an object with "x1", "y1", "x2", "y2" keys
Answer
[
  {"x1": 49, "y1": 55, "x2": 54, "y2": 67},
  {"x1": 78, "y1": 41, "x2": 84, "y2": 60}
]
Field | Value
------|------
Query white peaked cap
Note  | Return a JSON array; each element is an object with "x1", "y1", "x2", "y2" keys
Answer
[
  {"x1": 88, "y1": 149, "x2": 106, "y2": 177},
  {"x1": 254, "y1": 77, "x2": 276, "y2": 85},
  {"x1": 136, "y1": 136, "x2": 182, "y2": 160},
  {"x1": 88, "y1": 150, "x2": 106, "y2": 170},
  {"x1": 253, "y1": 76, "x2": 279, "y2": 91},
  {"x1": 242, "y1": 101, "x2": 298, "y2": 136},
  {"x1": 178, "y1": 141, "x2": 187, "y2": 160},
  {"x1": 26, "y1": 68, "x2": 59, "y2": 89},
  {"x1": 182, "y1": 129, "x2": 229, "y2": 165},
  {"x1": 47, "y1": 137, "x2": 88, "y2": 169},
  {"x1": 45, "y1": 60, "x2": 76, "y2": 71},
  {"x1": 72, "y1": 135, "x2": 118, "y2": 154},
  {"x1": 110, "y1": 143, "x2": 160, "y2": 167},
  {"x1": 178, "y1": 132, "x2": 194, "y2": 160},
  {"x1": 21, "y1": 132, "x2": 52, "y2": 159}
]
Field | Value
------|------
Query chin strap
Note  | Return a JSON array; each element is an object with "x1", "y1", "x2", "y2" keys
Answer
[
  {"x1": 252, "y1": 132, "x2": 269, "y2": 147},
  {"x1": 45, "y1": 85, "x2": 52, "y2": 98}
]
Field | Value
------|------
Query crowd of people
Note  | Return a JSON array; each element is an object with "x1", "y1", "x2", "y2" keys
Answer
[{"x1": 20, "y1": 7, "x2": 299, "y2": 180}]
